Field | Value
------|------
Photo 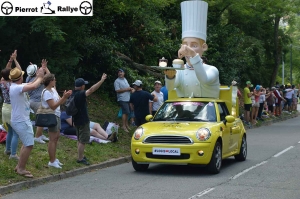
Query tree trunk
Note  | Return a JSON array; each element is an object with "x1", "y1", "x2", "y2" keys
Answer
[{"x1": 270, "y1": 15, "x2": 281, "y2": 87}]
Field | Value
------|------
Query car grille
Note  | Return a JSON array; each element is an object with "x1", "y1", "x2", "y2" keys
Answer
[
  {"x1": 146, "y1": 153, "x2": 190, "y2": 159},
  {"x1": 143, "y1": 136, "x2": 193, "y2": 144}
]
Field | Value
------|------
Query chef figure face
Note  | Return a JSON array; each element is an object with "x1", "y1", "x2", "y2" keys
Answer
[{"x1": 181, "y1": 37, "x2": 208, "y2": 66}]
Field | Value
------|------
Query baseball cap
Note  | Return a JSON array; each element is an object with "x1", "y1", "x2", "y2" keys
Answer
[
  {"x1": 75, "y1": 78, "x2": 89, "y2": 87},
  {"x1": 118, "y1": 68, "x2": 125, "y2": 73},
  {"x1": 132, "y1": 80, "x2": 142, "y2": 86},
  {"x1": 255, "y1": 85, "x2": 261, "y2": 90},
  {"x1": 286, "y1": 83, "x2": 291, "y2": 86},
  {"x1": 154, "y1": 80, "x2": 162, "y2": 85},
  {"x1": 246, "y1": 80, "x2": 253, "y2": 87}
]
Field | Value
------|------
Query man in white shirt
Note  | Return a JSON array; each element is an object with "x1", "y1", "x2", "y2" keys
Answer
[
  {"x1": 284, "y1": 83, "x2": 294, "y2": 113},
  {"x1": 149, "y1": 80, "x2": 164, "y2": 116},
  {"x1": 9, "y1": 67, "x2": 44, "y2": 178}
]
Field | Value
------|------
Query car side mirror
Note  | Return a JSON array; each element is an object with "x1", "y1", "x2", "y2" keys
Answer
[
  {"x1": 145, "y1": 115, "x2": 153, "y2": 122},
  {"x1": 223, "y1": 115, "x2": 235, "y2": 126}
]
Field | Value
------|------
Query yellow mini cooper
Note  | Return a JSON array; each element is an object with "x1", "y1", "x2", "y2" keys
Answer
[{"x1": 131, "y1": 87, "x2": 247, "y2": 174}]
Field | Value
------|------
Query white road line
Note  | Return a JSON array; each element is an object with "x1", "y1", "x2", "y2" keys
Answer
[
  {"x1": 298, "y1": 141, "x2": 300, "y2": 144},
  {"x1": 230, "y1": 161, "x2": 268, "y2": 180},
  {"x1": 188, "y1": 188, "x2": 215, "y2": 199},
  {"x1": 273, "y1": 146, "x2": 294, "y2": 157}
]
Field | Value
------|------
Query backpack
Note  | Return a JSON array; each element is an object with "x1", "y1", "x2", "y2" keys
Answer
[{"x1": 65, "y1": 93, "x2": 78, "y2": 116}]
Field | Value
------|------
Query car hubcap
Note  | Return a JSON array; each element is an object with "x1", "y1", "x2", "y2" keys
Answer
[
  {"x1": 242, "y1": 137, "x2": 247, "y2": 157},
  {"x1": 215, "y1": 145, "x2": 221, "y2": 169}
]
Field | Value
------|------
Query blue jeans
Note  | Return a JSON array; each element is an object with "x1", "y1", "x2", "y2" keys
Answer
[{"x1": 5, "y1": 124, "x2": 19, "y2": 155}]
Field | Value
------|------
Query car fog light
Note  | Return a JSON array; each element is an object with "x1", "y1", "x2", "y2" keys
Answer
[
  {"x1": 198, "y1": 150, "x2": 204, "y2": 156},
  {"x1": 135, "y1": 149, "x2": 140, "y2": 154}
]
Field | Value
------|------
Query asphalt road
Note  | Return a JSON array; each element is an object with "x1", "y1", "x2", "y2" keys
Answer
[{"x1": 2, "y1": 116, "x2": 300, "y2": 199}]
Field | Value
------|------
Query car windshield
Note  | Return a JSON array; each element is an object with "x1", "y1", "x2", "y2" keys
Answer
[{"x1": 153, "y1": 101, "x2": 217, "y2": 122}]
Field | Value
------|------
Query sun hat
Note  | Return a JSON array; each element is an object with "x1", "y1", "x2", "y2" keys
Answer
[
  {"x1": 132, "y1": 80, "x2": 142, "y2": 86},
  {"x1": 75, "y1": 78, "x2": 89, "y2": 87},
  {"x1": 26, "y1": 64, "x2": 38, "y2": 77},
  {"x1": 9, "y1": 68, "x2": 24, "y2": 81}
]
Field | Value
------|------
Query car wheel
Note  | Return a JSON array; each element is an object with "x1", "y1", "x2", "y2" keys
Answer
[
  {"x1": 234, "y1": 135, "x2": 247, "y2": 161},
  {"x1": 132, "y1": 157, "x2": 149, "y2": 172},
  {"x1": 207, "y1": 141, "x2": 222, "y2": 174}
]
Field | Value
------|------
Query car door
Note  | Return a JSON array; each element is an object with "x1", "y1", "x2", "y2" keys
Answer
[
  {"x1": 217, "y1": 103, "x2": 230, "y2": 155},
  {"x1": 218, "y1": 102, "x2": 240, "y2": 153}
]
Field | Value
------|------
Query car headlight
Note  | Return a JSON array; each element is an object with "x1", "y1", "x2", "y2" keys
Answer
[
  {"x1": 196, "y1": 128, "x2": 211, "y2": 141},
  {"x1": 133, "y1": 127, "x2": 144, "y2": 140}
]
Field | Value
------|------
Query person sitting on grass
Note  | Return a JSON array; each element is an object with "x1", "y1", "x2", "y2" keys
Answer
[{"x1": 60, "y1": 110, "x2": 117, "y2": 142}]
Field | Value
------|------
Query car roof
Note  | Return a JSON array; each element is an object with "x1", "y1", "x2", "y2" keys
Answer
[{"x1": 164, "y1": 98, "x2": 225, "y2": 103}]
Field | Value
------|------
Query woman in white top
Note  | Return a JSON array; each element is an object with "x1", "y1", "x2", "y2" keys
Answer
[{"x1": 41, "y1": 74, "x2": 72, "y2": 168}]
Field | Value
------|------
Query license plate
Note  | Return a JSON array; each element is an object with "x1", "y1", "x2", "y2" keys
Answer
[{"x1": 152, "y1": 148, "x2": 181, "y2": 156}]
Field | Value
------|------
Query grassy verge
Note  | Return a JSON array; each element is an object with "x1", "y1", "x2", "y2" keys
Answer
[{"x1": 0, "y1": 92, "x2": 133, "y2": 186}]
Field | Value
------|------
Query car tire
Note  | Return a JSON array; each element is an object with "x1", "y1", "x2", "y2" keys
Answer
[
  {"x1": 207, "y1": 141, "x2": 222, "y2": 174},
  {"x1": 234, "y1": 135, "x2": 247, "y2": 161},
  {"x1": 132, "y1": 157, "x2": 149, "y2": 172}
]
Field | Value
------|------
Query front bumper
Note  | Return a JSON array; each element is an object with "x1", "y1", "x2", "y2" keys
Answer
[{"x1": 131, "y1": 142, "x2": 215, "y2": 165}]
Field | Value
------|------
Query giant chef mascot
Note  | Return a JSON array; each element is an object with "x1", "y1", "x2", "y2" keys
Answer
[{"x1": 164, "y1": 0, "x2": 220, "y2": 98}]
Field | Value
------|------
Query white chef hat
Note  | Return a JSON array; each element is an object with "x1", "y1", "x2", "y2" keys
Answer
[{"x1": 181, "y1": 0, "x2": 208, "y2": 41}]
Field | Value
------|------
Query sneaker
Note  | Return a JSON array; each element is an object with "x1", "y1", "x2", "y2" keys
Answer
[
  {"x1": 55, "y1": 159, "x2": 63, "y2": 166},
  {"x1": 41, "y1": 135, "x2": 49, "y2": 141},
  {"x1": 34, "y1": 137, "x2": 46, "y2": 144},
  {"x1": 107, "y1": 132, "x2": 117, "y2": 142},
  {"x1": 83, "y1": 156, "x2": 88, "y2": 161},
  {"x1": 77, "y1": 158, "x2": 90, "y2": 165},
  {"x1": 9, "y1": 154, "x2": 19, "y2": 160},
  {"x1": 4, "y1": 150, "x2": 11, "y2": 155},
  {"x1": 48, "y1": 161, "x2": 62, "y2": 169}
]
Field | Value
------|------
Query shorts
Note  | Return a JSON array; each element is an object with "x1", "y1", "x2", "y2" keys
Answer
[
  {"x1": 30, "y1": 101, "x2": 41, "y2": 114},
  {"x1": 293, "y1": 98, "x2": 298, "y2": 105},
  {"x1": 76, "y1": 122, "x2": 90, "y2": 144},
  {"x1": 286, "y1": 98, "x2": 292, "y2": 106},
  {"x1": 11, "y1": 120, "x2": 34, "y2": 147},
  {"x1": 275, "y1": 103, "x2": 281, "y2": 107},
  {"x1": 48, "y1": 116, "x2": 61, "y2": 132},
  {"x1": 268, "y1": 105, "x2": 273, "y2": 112},
  {"x1": 244, "y1": 103, "x2": 252, "y2": 111},
  {"x1": 118, "y1": 101, "x2": 130, "y2": 115},
  {"x1": 252, "y1": 102, "x2": 260, "y2": 107}
]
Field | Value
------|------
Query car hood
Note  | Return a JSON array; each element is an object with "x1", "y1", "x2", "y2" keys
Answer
[{"x1": 140, "y1": 121, "x2": 218, "y2": 135}]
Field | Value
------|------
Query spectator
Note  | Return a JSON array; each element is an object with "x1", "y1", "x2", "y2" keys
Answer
[
  {"x1": 265, "y1": 87, "x2": 276, "y2": 117},
  {"x1": 60, "y1": 111, "x2": 117, "y2": 142},
  {"x1": 26, "y1": 60, "x2": 51, "y2": 144},
  {"x1": 257, "y1": 86, "x2": 266, "y2": 120},
  {"x1": 243, "y1": 81, "x2": 253, "y2": 126},
  {"x1": 273, "y1": 86, "x2": 286, "y2": 116},
  {"x1": 72, "y1": 74, "x2": 107, "y2": 165},
  {"x1": 1, "y1": 50, "x2": 20, "y2": 160},
  {"x1": 130, "y1": 80, "x2": 157, "y2": 126},
  {"x1": 41, "y1": 74, "x2": 72, "y2": 169},
  {"x1": 149, "y1": 80, "x2": 164, "y2": 116},
  {"x1": 10, "y1": 66, "x2": 45, "y2": 178},
  {"x1": 232, "y1": 80, "x2": 242, "y2": 106},
  {"x1": 114, "y1": 69, "x2": 132, "y2": 133},
  {"x1": 284, "y1": 83, "x2": 294, "y2": 113},
  {"x1": 252, "y1": 85, "x2": 262, "y2": 124},
  {"x1": 292, "y1": 85, "x2": 298, "y2": 111}
]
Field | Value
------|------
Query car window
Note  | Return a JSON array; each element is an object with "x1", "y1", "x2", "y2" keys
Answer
[
  {"x1": 217, "y1": 102, "x2": 229, "y2": 121},
  {"x1": 153, "y1": 101, "x2": 216, "y2": 122}
]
